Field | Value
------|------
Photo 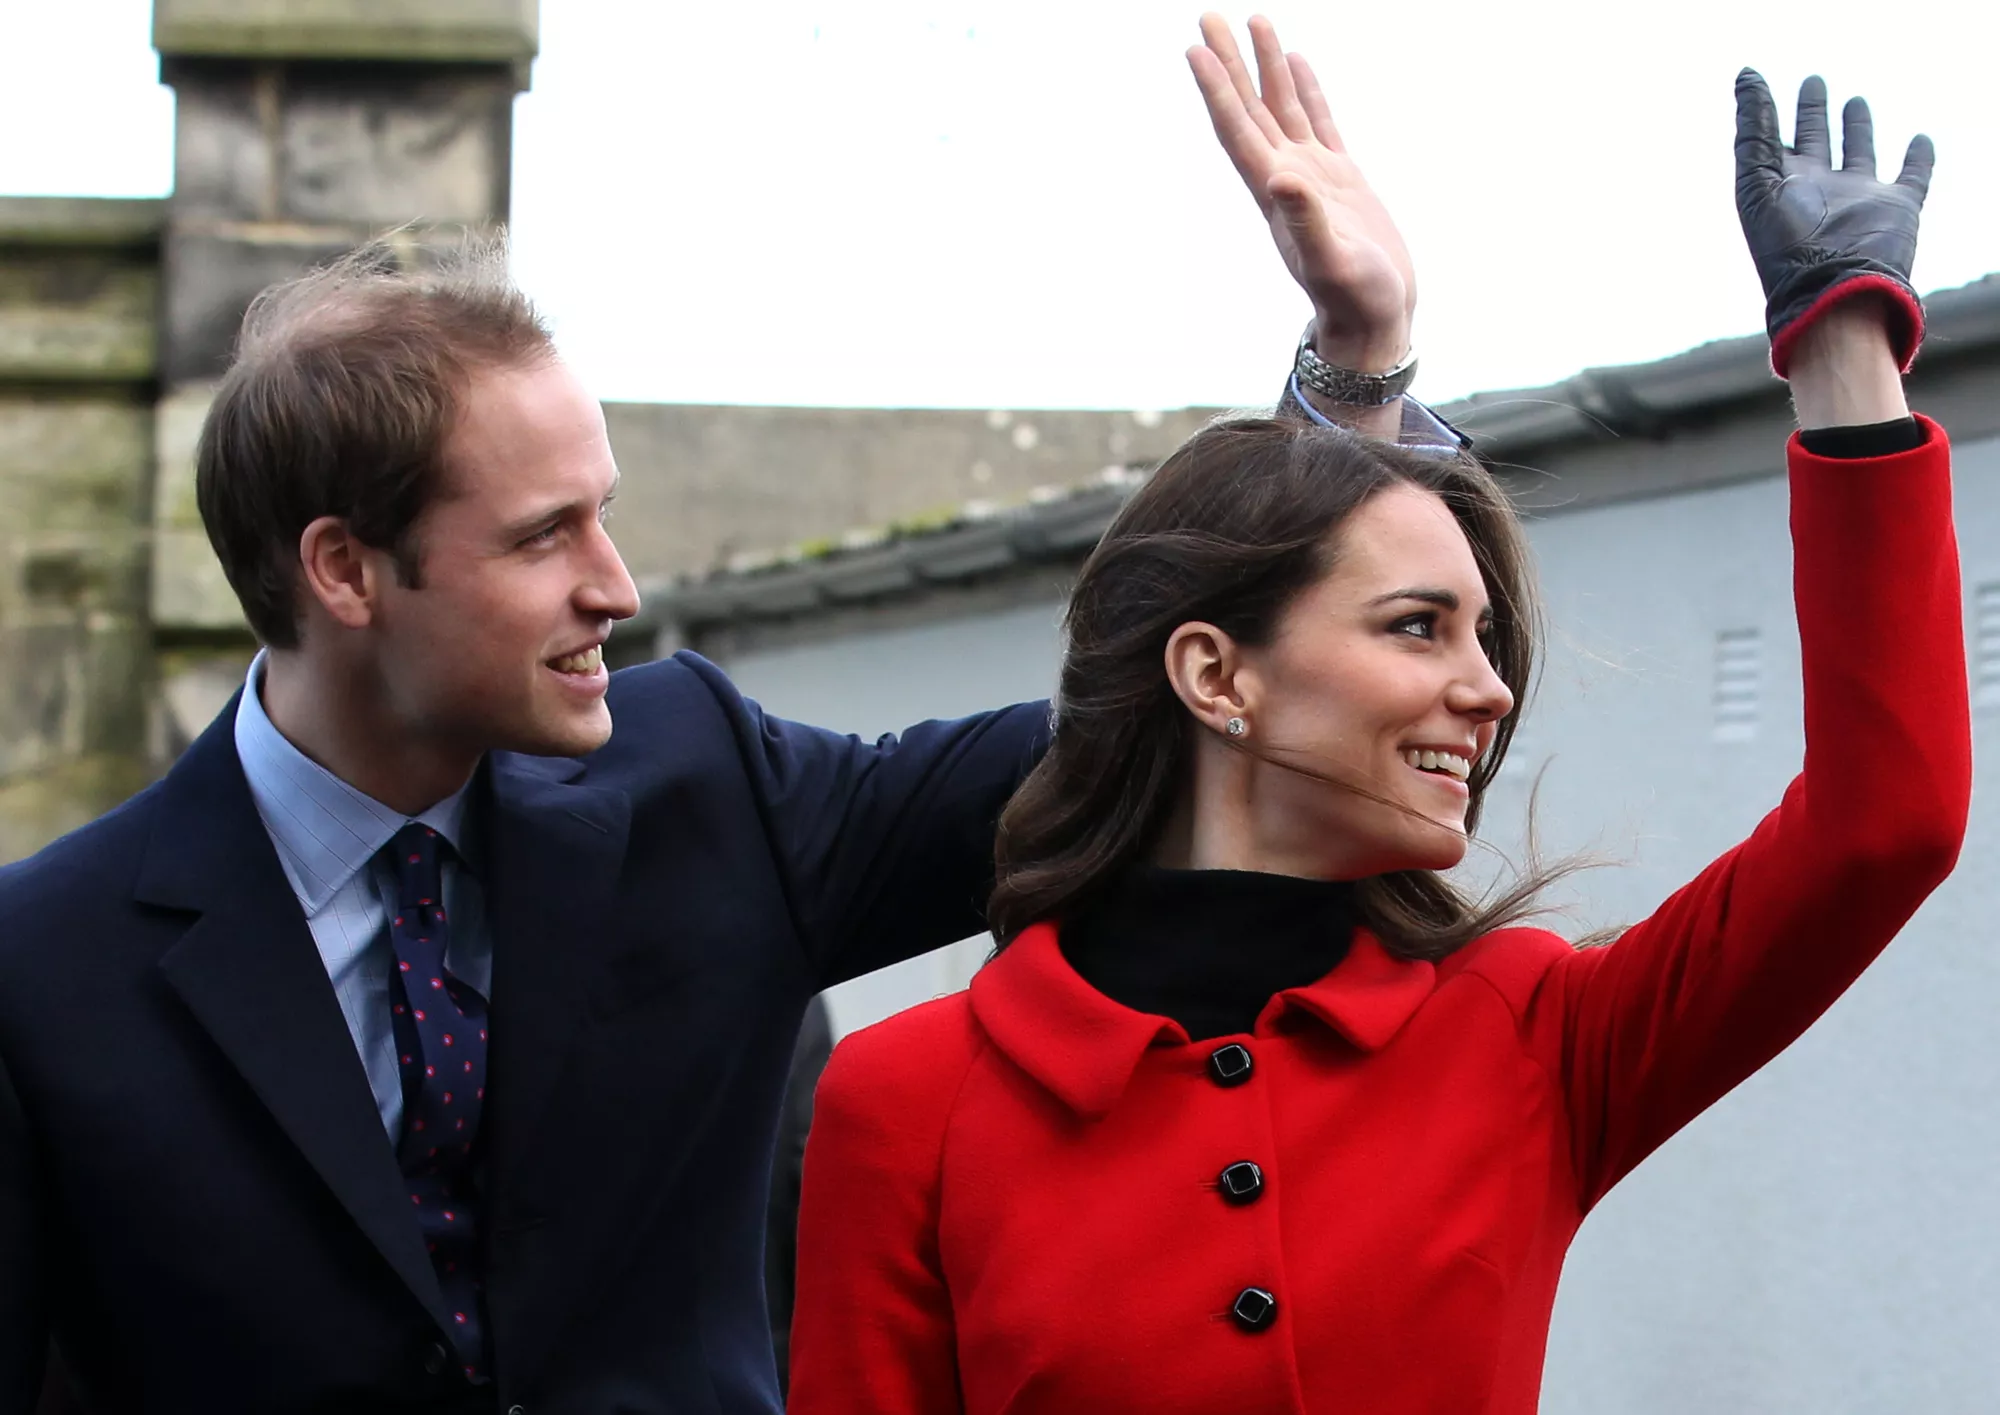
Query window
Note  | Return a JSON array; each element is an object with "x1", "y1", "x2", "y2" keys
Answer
[
  {"x1": 1976, "y1": 583, "x2": 2000, "y2": 710},
  {"x1": 1713, "y1": 628, "x2": 1761, "y2": 742}
]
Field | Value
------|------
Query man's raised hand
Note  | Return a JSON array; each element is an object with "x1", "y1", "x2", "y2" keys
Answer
[{"x1": 1186, "y1": 13, "x2": 1414, "y2": 373}]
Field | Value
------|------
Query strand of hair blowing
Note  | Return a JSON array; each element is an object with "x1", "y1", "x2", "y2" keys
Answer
[{"x1": 988, "y1": 418, "x2": 1591, "y2": 962}]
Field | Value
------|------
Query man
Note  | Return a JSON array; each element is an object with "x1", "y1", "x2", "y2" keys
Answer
[{"x1": 0, "y1": 17, "x2": 1436, "y2": 1412}]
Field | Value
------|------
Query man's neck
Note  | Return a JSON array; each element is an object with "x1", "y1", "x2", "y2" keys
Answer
[{"x1": 259, "y1": 650, "x2": 479, "y2": 817}]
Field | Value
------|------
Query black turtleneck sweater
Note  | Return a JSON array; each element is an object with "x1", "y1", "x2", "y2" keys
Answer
[{"x1": 1058, "y1": 866, "x2": 1358, "y2": 1042}]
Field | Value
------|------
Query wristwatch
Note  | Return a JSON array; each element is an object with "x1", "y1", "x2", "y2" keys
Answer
[{"x1": 1293, "y1": 322, "x2": 1418, "y2": 407}]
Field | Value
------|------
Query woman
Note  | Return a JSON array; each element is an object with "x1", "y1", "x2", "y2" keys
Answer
[{"x1": 787, "y1": 20, "x2": 1968, "y2": 1415}]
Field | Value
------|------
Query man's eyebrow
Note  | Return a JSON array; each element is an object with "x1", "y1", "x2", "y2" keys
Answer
[
  {"x1": 499, "y1": 478, "x2": 620, "y2": 540},
  {"x1": 1368, "y1": 586, "x2": 1496, "y2": 619}
]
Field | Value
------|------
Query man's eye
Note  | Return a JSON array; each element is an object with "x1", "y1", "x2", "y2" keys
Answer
[{"x1": 521, "y1": 524, "x2": 560, "y2": 547}]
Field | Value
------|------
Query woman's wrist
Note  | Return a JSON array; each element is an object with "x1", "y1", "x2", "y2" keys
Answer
[{"x1": 1786, "y1": 294, "x2": 1911, "y2": 430}]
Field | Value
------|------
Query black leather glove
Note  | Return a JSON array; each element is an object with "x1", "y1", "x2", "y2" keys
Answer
[{"x1": 1734, "y1": 69, "x2": 1933, "y2": 376}]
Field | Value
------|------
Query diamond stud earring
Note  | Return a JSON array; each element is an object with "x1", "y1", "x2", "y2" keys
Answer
[{"x1": 1225, "y1": 716, "x2": 1247, "y2": 737}]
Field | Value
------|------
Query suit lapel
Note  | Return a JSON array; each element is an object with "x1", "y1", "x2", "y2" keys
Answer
[
  {"x1": 478, "y1": 753, "x2": 632, "y2": 1180},
  {"x1": 140, "y1": 704, "x2": 451, "y2": 1332}
]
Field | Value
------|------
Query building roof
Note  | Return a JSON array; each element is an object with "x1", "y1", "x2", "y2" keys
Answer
[{"x1": 636, "y1": 273, "x2": 2000, "y2": 636}]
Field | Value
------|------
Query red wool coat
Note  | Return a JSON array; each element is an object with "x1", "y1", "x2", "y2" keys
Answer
[{"x1": 788, "y1": 424, "x2": 1970, "y2": 1415}]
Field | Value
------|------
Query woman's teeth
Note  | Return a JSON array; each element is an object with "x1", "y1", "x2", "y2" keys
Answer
[
  {"x1": 1403, "y1": 748, "x2": 1472, "y2": 782},
  {"x1": 550, "y1": 646, "x2": 603, "y2": 675}
]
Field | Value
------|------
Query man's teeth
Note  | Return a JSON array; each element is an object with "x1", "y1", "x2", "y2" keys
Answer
[
  {"x1": 550, "y1": 646, "x2": 603, "y2": 675},
  {"x1": 1402, "y1": 748, "x2": 1472, "y2": 782}
]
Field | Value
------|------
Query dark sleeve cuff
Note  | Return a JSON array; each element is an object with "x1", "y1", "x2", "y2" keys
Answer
[{"x1": 1797, "y1": 416, "x2": 1926, "y2": 460}]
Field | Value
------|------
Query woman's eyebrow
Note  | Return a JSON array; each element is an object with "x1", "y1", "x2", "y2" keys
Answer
[{"x1": 1368, "y1": 587, "x2": 1459, "y2": 610}]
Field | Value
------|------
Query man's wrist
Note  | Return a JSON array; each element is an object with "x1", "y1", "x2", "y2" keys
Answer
[{"x1": 1311, "y1": 316, "x2": 1412, "y2": 375}]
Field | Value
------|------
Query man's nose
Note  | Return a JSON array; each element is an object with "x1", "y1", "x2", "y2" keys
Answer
[{"x1": 579, "y1": 522, "x2": 640, "y2": 622}]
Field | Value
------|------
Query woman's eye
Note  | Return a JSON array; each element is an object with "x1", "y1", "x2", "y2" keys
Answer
[{"x1": 1392, "y1": 613, "x2": 1436, "y2": 640}]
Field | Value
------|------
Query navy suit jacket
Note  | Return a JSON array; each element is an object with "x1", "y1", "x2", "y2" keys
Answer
[{"x1": 0, "y1": 653, "x2": 1047, "y2": 1414}]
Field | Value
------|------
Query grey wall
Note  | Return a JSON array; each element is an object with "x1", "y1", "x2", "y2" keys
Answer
[{"x1": 709, "y1": 429, "x2": 2000, "y2": 1413}]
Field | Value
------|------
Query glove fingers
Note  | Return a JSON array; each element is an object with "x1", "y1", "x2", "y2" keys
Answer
[
  {"x1": 1734, "y1": 68, "x2": 1784, "y2": 178},
  {"x1": 1840, "y1": 95, "x2": 1876, "y2": 176},
  {"x1": 1897, "y1": 133, "x2": 1936, "y2": 203},
  {"x1": 1793, "y1": 75, "x2": 1831, "y2": 163}
]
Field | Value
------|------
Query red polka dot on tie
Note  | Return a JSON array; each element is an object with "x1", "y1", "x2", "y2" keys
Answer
[
  {"x1": 394, "y1": 916, "x2": 403, "y2": 927},
  {"x1": 478, "y1": 1029, "x2": 487, "y2": 1042},
  {"x1": 401, "y1": 1054, "x2": 413, "y2": 1066},
  {"x1": 455, "y1": 1119, "x2": 465, "y2": 1130},
  {"x1": 411, "y1": 1194, "x2": 421, "y2": 1205},
  {"x1": 443, "y1": 1092, "x2": 453, "y2": 1105},
  {"x1": 408, "y1": 854, "x2": 421, "y2": 864},
  {"x1": 394, "y1": 1005, "x2": 406, "y2": 1016},
  {"x1": 414, "y1": 1009, "x2": 426, "y2": 1021},
  {"x1": 413, "y1": 1120, "x2": 426, "y2": 1132},
  {"x1": 442, "y1": 1034, "x2": 454, "y2": 1046},
  {"x1": 398, "y1": 960, "x2": 410, "y2": 973},
  {"x1": 431, "y1": 977, "x2": 443, "y2": 989},
  {"x1": 455, "y1": 1313, "x2": 466, "y2": 1325},
  {"x1": 463, "y1": 1061, "x2": 473, "y2": 1073},
  {"x1": 425, "y1": 1065, "x2": 435, "y2": 1078},
  {"x1": 443, "y1": 1210, "x2": 455, "y2": 1223},
  {"x1": 476, "y1": 1088, "x2": 484, "y2": 1100}
]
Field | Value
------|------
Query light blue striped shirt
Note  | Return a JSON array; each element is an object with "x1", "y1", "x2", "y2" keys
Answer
[{"x1": 233, "y1": 651, "x2": 492, "y2": 1140}]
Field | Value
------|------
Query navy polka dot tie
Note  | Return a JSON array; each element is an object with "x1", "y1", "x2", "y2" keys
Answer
[{"x1": 385, "y1": 823, "x2": 490, "y2": 1382}]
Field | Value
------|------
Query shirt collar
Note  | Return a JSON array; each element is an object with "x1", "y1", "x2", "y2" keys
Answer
[
  {"x1": 233, "y1": 650, "x2": 474, "y2": 916},
  {"x1": 969, "y1": 919, "x2": 1436, "y2": 1120}
]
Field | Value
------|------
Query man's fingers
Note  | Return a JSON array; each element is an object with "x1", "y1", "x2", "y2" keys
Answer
[
  {"x1": 1840, "y1": 95, "x2": 1876, "y2": 176},
  {"x1": 1897, "y1": 133, "x2": 1936, "y2": 203},
  {"x1": 1286, "y1": 52, "x2": 1346, "y2": 152},
  {"x1": 1197, "y1": 13, "x2": 1285, "y2": 146},
  {"x1": 1248, "y1": 15, "x2": 1312, "y2": 142},
  {"x1": 1734, "y1": 69, "x2": 1784, "y2": 177},
  {"x1": 1793, "y1": 75, "x2": 1831, "y2": 163},
  {"x1": 1187, "y1": 46, "x2": 1273, "y2": 192}
]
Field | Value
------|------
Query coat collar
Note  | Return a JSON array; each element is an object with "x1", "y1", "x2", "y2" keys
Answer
[
  {"x1": 969, "y1": 920, "x2": 1437, "y2": 1120},
  {"x1": 139, "y1": 699, "x2": 456, "y2": 1333}
]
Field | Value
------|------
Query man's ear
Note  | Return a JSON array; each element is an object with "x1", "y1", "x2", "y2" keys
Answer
[
  {"x1": 298, "y1": 516, "x2": 383, "y2": 631},
  {"x1": 1163, "y1": 621, "x2": 1251, "y2": 738}
]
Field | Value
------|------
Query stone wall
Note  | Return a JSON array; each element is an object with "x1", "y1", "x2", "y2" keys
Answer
[{"x1": 0, "y1": 198, "x2": 164, "y2": 862}]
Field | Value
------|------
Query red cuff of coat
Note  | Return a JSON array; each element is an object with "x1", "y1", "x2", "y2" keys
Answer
[{"x1": 1769, "y1": 274, "x2": 1924, "y2": 379}]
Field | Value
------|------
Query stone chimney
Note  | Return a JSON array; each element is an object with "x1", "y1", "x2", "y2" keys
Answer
[{"x1": 148, "y1": 0, "x2": 538, "y2": 723}]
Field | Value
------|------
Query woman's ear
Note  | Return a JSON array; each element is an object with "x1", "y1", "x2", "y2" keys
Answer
[
  {"x1": 298, "y1": 515, "x2": 382, "y2": 631},
  {"x1": 1164, "y1": 621, "x2": 1251, "y2": 738}
]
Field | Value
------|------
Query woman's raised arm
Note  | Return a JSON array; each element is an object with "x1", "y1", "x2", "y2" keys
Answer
[{"x1": 1530, "y1": 72, "x2": 1970, "y2": 1208}]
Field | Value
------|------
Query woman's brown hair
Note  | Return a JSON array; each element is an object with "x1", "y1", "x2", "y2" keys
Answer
[{"x1": 989, "y1": 415, "x2": 1567, "y2": 961}]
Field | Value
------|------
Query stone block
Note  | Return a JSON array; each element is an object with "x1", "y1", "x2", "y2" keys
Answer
[
  {"x1": 155, "y1": 0, "x2": 538, "y2": 63},
  {"x1": 0, "y1": 751, "x2": 159, "y2": 866},
  {"x1": 167, "y1": 65, "x2": 276, "y2": 222},
  {"x1": 0, "y1": 251, "x2": 158, "y2": 381},
  {"x1": 161, "y1": 227, "x2": 356, "y2": 381},
  {"x1": 0, "y1": 198, "x2": 164, "y2": 248},
  {"x1": 152, "y1": 524, "x2": 248, "y2": 632},
  {"x1": 282, "y1": 65, "x2": 514, "y2": 226},
  {"x1": 152, "y1": 383, "x2": 214, "y2": 531},
  {"x1": 0, "y1": 394, "x2": 154, "y2": 535},
  {"x1": 167, "y1": 61, "x2": 514, "y2": 226}
]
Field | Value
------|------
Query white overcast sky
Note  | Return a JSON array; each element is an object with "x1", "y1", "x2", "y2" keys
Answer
[{"x1": 4, "y1": 0, "x2": 1996, "y2": 409}]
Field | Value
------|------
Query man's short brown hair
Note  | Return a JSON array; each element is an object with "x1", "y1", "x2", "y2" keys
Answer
[{"x1": 195, "y1": 236, "x2": 557, "y2": 648}]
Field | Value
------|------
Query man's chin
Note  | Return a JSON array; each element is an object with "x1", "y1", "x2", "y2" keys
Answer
[{"x1": 500, "y1": 706, "x2": 614, "y2": 759}]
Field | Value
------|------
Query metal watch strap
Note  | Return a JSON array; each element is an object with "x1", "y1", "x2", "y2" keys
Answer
[{"x1": 1293, "y1": 323, "x2": 1418, "y2": 407}]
